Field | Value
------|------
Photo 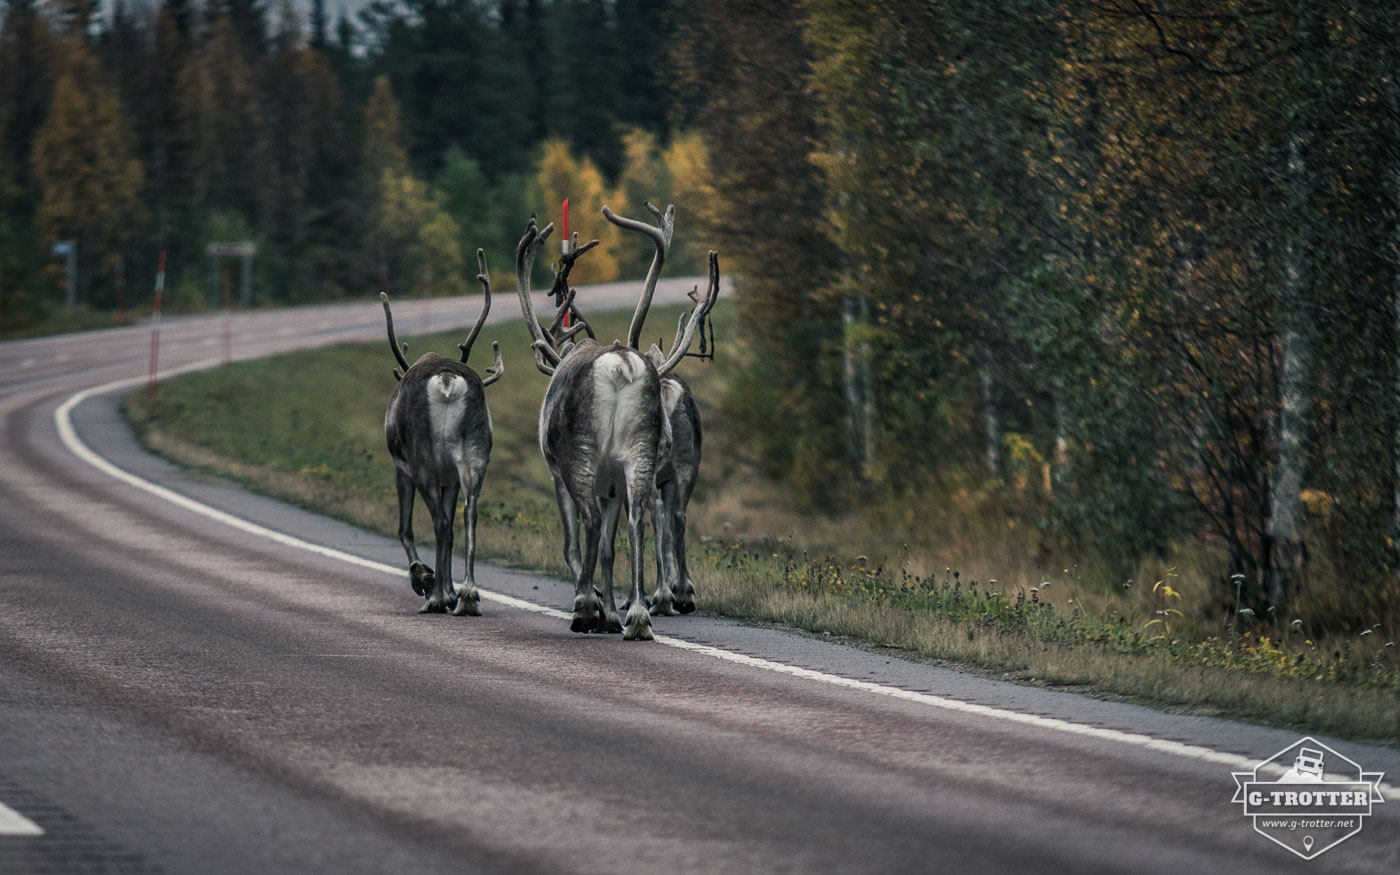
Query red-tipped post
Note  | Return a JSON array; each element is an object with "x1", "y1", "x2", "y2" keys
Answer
[{"x1": 561, "y1": 198, "x2": 571, "y2": 328}]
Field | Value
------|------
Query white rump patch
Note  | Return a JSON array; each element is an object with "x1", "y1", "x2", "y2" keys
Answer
[
  {"x1": 429, "y1": 373, "x2": 469, "y2": 404},
  {"x1": 592, "y1": 351, "x2": 652, "y2": 462},
  {"x1": 426, "y1": 374, "x2": 469, "y2": 464},
  {"x1": 595, "y1": 350, "x2": 646, "y2": 389}
]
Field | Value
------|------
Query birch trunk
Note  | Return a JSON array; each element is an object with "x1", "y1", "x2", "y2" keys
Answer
[
  {"x1": 1389, "y1": 99, "x2": 1400, "y2": 552},
  {"x1": 842, "y1": 295, "x2": 874, "y2": 480},
  {"x1": 1051, "y1": 372, "x2": 1070, "y2": 492},
  {"x1": 979, "y1": 343, "x2": 1001, "y2": 480},
  {"x1": 1265, "y1": 136, "x2": 1314, "y2": 610},
  {"x1": 1394, "y1": 162, "x2": 1400, "y2": 550}
]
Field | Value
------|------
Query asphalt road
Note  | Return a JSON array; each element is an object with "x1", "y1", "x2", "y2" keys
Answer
[{"x1": 0, "y1": 285, "x2": 1397, "y2": 874}]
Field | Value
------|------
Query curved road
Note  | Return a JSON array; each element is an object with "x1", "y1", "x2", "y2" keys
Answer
[{"x1": 0, "y1": 287, "x2": 1396, "y2": 873}]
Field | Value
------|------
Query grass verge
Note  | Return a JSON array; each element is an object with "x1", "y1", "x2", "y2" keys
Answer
[{"x1": 121, "y1": 300, "x2": 1400, "y2": 744}]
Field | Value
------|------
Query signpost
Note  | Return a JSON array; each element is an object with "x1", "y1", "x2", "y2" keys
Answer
[
  {"x1": 205, "y1": 241, "x2": 256, "y2": 308},
  {"x1": 220, "y1": 263, "x2": 232, "y2": 364},
  {"x1": 51, "y1": 240, "x2": 76, "y2": 310}
]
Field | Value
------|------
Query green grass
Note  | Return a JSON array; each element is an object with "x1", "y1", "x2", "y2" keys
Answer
[{"x1": 122, "y1": 299, "x2": 1400, "y2": 744}]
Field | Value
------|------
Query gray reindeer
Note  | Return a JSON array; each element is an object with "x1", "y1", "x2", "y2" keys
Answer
[
  {"x1": 381, "y1": 250, "x2": 504, "y2": 615},
  {"x1": 602, "y1": 203, "x2": 712, "y2": 616},
  {"x1": 514, "y1": 212, "x2": 717, "y2": 640}
]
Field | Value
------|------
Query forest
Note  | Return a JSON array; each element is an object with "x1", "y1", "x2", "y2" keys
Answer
[{"x1": 3, "y1": 0, "x2": 1399, "y2": 636}]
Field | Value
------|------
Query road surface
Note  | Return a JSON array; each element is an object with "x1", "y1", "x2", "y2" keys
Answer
[{"x1": 0, "y1": 286, "x2": 1396, "y2": 873}]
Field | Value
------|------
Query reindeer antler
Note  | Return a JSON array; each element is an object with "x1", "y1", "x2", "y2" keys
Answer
[
  {"x1": 515, "y1": 215, "x2": 561, "y2": 375},
  {"x1": 601, "y1": 201, "x2": 673, "y2": 350},
  {"x1": 480, "y1": 341, "x2": 504, "y2": 387},
  {"x1": 458, "y1": 249, "x2": 492, "y2": 363},
  {"x1": 545, "y1": 233, "x2": 599, "y2": 344},
  {"x1": 655, "y1": 250, "x2": 720, "y2": 376},
  {"x1": 380, "y1": 292, "x2": 412, "y2": 380}
]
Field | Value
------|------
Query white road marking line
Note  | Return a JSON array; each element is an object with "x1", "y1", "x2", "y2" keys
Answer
[
  {"x1": 0, "y1": 801, "x2": 43, "y2": 836},
  {"x1": 55, "y1": 373, "x2": 1398, "y2": 800}
]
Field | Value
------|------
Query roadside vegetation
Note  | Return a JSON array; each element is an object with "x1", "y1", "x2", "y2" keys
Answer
[{"x1": 124, "y1": 300, "x2": 1400, "y2": 744}]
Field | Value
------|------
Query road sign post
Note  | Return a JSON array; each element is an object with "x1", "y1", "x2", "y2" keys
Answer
[
  {"x1": 205, "y1": 242, "x2": 256, "y2": 309},
  {"x1": 51, "y1": 240, "x2": 76, "y2": 310},
  {"x1": 221, "y1": 263, "x2": 232, "y2": 364}
]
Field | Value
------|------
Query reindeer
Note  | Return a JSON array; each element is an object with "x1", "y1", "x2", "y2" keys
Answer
[
  {"x1": 514, "y1": 213, "x2": 717, "y2": 640},
  {"x1": 600, "y1": 203, "x2": 716, "y2": 616},
  {"x1": 382, "y1": 250, "x2": 504, "y2": 615}
]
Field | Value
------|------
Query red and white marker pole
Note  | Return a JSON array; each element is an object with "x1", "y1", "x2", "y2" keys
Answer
[
  {"x1": 561, "y1": 198, "x2": 571, "y2": 328},
  {"x1": 147, "y1": 250, "x2": 166, "y2": 401}
]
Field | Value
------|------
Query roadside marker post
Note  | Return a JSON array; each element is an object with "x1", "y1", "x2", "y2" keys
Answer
[
  {"x1": 147, "y1": 250, "x2": 166, "y2": 401},
  {"x1": 561, "y1": 198, "x2": 571, "y2": 328}
]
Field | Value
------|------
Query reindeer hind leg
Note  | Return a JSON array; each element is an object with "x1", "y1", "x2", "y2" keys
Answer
[
  {"x1": 420, "y1": 479, "x2": 457, "y2": 613},
  {"x1": 452, "y1": 477, "x2": 483, "y2": 616},
  {"x1": 396, "y1": 468, "x2": 434, "y2": 597},
  {"x1": 648, "y1": 480, "x2": 679, "y2": 616},
  {"x1": 592, "y1": 496, "x2": 625, "y2": 633},
  {"x1": 571, "y1": 503, "x2": 605, "y2": 633},
  {"x1": 673, "y1": 491, "x2": 696, "y2": 614},
  {"x1": 622, "y1": 469, "x2": 655, "y2": 641},
  {"x1": 556, "y1": 473, "x2": 604, "y2": 634}
]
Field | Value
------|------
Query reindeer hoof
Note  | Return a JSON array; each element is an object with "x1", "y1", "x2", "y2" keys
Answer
[
  {"x1": 409, "y1": 562, "x2": 435, "y2": 597},
  {"x1": 593, "y1": 611, "x2": 623, "y2": 634},
  {"x1": 623, "y1": 604, "x2": 654, "y2": 641},
  {"x1": 675, "y1": 587, "x2": 696, "y2": 615},
  {"x1": 419, "y1": 597, "x2": 449, "y2": 614},
  {"x1": 647, "y1": 589, "x2": 678, "y2": 617},
  {"x1": 570, "y1": 594, "x2": 601, "y2": 633},
  {"x1": 452, "y1": 589, "x2": 482, "y2": 616}
]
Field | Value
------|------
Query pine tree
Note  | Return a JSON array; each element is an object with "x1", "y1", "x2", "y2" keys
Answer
[
  {"x1": 32, "y1": 63, "x2": 145, "y2": 307},
  {"x1": 362, "y1": 74, "x2": 409, "y2": 189},
  {"x1": 309, "y1": 0, "x2": 327, "y2": 49}
]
